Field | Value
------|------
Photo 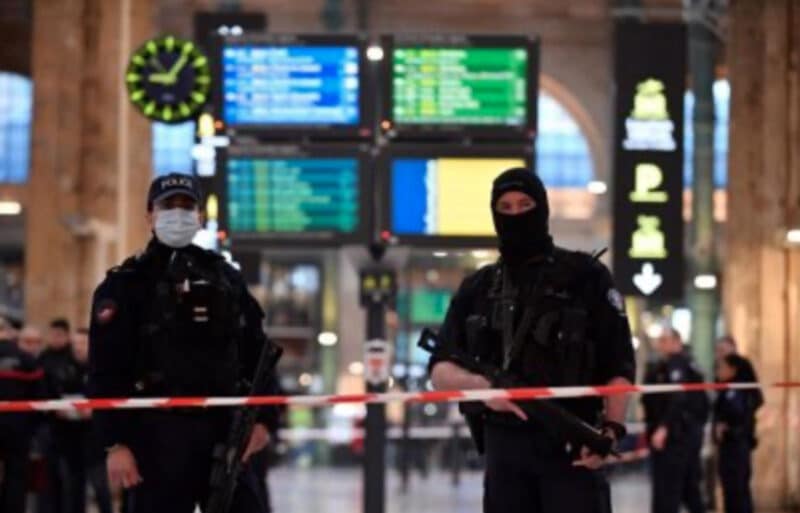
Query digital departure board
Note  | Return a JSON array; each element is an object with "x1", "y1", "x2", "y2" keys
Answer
[
  {"x1": 222, "y1": 45, "x2": 360, "y2": 125},
  {"x1": 226, "y1": 157, "x2": 360, "y2": 234},
  {"x1": 393, "y1": 47, "x2": 527, "y2": 125},
  {"x1": 388, "y1": 154, "x2": 528, "y2": 239},
  {"x1": 381, "y1": 35, "x2": 539, "y2": 139},
  {"x1": 214, "y1": 35, "x2": 372, "y2": 139}
]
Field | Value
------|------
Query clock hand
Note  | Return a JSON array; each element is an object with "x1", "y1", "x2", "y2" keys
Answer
[
  {"x1": 148, "y1": 73, "x2": 173, "y2": 84},
  {"x1": 165, "y1": 53, "x2": 189, "y2": 82},
  {"x1": 149, "y1": 56, "x2": 166, "y2": 72}
]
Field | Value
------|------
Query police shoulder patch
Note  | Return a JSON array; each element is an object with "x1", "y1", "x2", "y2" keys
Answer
[
  {"x1": 94, "y1": 299, "x2": 118, "y2": 325},
  {"x1": 607, "y1": 289, "x2": 626, "y2": 316}
]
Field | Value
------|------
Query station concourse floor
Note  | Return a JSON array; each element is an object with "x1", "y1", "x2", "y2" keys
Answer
[
  {"x1": 267, "y1": 467, "x2": 788, "y2": 513},
  {"x1": 73, "y1": 465, "x2": 788, "y2": 513}
]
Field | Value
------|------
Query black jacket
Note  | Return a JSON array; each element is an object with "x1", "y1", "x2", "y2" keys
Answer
[
  {"x1": 0, "y1": 339, "x2": 46, "y2": 435},
  {"x1": 642, "y1": 352, "x2": 709, "y2": 438},
  {"x1": 88, "y1": 239, "x2": 279, "y2": 449},
  {"x1": 432, "y1": 247, "x2": 635, "y2": 425}
]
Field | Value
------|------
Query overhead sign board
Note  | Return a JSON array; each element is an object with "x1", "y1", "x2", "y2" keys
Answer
[{"x1": 612, "y1": 23, "x2": 686, "y2": 299}]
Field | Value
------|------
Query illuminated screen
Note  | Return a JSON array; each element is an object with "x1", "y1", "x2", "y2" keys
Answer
[
  {"x1": 392, "y1": 47, "x2": 528, "y2": 126},
  {"x1": 222, "y1": 45, "x2": 360, "y2": 125},
  {"x1": 390, "y1": 157, "x2": 526, "y2": 236},
  {"x1": 410, "y1": 289, "x2": 452, "y2": 325},
  {"x1": 227, "y1": 157, "x2": 359, "y2": 233}
]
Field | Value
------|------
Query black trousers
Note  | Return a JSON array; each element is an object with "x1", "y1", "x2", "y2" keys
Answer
[
  {"x1": 0, "y1": 430, "x2": 30, "y2": 513},
  {"x1": 650, "y1": 428, "x2": 704, "y2": 513},
  {"x1": 483, "y1": 423, "x2": 611, "y2": 513},
  {"x1": 126, "y1": 412, "x2": 268, "y2": 513},
  {"x1": 55, "y1": 422, "x2": 113, "y2": 513},
  {"x1": 718, "y1": 437, "x2": 753, "y2": 513}
]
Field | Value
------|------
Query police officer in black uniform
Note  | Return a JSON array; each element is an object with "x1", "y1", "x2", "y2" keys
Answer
[
  {"x1": 0, "y1": 316, "x2": 46, "y2": 513},
  {"x1": 641, "y1": 328, "x2": 708, "y2": 513},
  {"x1": 88, "y1": 174, "x2": 278, "y2": 513},
  {"x1": 429, "y1": 168, "x2": 636, "y2": 513},
  {"x1": 713, "y1": 353, "x2": 761, "y2": 513}
]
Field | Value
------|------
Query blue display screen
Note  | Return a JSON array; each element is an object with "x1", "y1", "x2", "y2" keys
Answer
[
  {"x1": 222, "y1": 45, "x2": 361, "y2": 126},
  {"x1": 390, "y1": 156, "x2": 526, "y2": 237},
  {"x1": 391, "y1": 159, "x2": 428, "y2": 235}
]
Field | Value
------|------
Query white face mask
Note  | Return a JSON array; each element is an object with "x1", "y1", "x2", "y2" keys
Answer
[{"x1": 153, "y1": 208, "x2": 200, "y2": 248}]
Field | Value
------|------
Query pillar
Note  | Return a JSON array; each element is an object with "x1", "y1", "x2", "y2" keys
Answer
[
  {"x1": 687, "y1": 1, "x2": 718, "y2": 377},
  {"x1": 725, "y1": 0, "x2": 800, "y2": 508},
  {"x1": 26, "y1": 0, "x2": 153, "y2": 328}
]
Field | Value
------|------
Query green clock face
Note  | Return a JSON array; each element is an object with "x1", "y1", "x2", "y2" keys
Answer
[{"x1": 125, "y1": 35, "x2": 211, "y2": 124}]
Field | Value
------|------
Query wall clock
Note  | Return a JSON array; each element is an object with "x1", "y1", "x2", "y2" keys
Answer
[{"x1": 125, "y1": 35, "x2": 211, "y2": 123}]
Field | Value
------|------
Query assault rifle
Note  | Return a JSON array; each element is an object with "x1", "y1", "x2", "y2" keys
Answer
[
  {"x1": 206, "y1": 340, "x2": 283, "y2": 513},
  {"x1": 418, "y1": 327, "x2": 614, "y2": 457}
]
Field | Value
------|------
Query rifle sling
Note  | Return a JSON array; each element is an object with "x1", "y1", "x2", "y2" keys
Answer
[{"x1": 501, "y1": 264, "x2": 545, "y2": 372}]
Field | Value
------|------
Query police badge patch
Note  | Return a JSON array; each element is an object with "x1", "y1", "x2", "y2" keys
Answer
[
  {"x1": 94, "y1": 299, "x2": 117, "y2": 325},
  {"x1": 607, "y1": 289, "x2": 626, "y2": 316}
]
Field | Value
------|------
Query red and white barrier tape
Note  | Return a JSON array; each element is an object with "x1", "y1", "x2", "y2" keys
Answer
[{"x1": 0, "y1": 381, "x2": 797, "y2": 413}]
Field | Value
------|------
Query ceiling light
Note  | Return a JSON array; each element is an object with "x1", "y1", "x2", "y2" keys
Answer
[
  {"x1": 587, "y1": 181, "x2": 608, "y2": 195},
  {"x1": 366, "y1": 45, "x2": 384, "y2": 61},
  {"x1": 786, "y1": 229, "x2": 800, "y2": 245},
  {"x1": 318, "y1": 332, "x2": 338, "y2": 346},
  {"x1": 693, "y1": 274, "x2": 718, "y2": 290},
  {"x1": 0, "y1": 201, "x2": 22, "y2": 215}
]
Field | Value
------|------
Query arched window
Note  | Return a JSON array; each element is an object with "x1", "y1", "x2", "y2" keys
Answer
[
  {"x1": 684, "y1": 79, "x2": 729, "y2": 188},
  {"x1": 151, "y1": 120, "x2": 195, "y2": 176},
  {"x1": 536, "y1": 93, "x2": 594, "y2": 188},
  {"x1": 0, "y1": 72, "x2": 33, "y2": 184}
]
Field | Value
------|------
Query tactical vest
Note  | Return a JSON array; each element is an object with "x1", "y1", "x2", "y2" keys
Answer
[
  {"x1": 121, "y1": 249, "x2": 244, "y2": 397},
  {"x1": 470, "y1": 248, "x2": 599, "y2": 388}
]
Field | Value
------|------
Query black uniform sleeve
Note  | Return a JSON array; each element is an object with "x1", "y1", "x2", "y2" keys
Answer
[
  {"x1": 587, "y1": 264, "x2": 636, "y2": 384},
  {"x1": 88, "y1": 273, "x2": 138, "y2": 449},
  {"x1": 427, "y1": 270, "x2": 483, "y2": 373},
  {"x1": 232, "y1": 271, "x2": 281, "y2": 430}
]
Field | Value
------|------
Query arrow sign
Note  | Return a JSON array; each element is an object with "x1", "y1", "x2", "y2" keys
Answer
[{"x1": 633, "y1": 263, "x2": 663, "y2": 295}]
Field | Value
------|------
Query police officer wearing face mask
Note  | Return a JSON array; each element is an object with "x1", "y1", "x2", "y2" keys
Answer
[
  {"x1": 429, "y1": 168, "x2": 635, "y2": 513},
  {"x1": 88, "y1": 173, "x2": 279, "y2": 513}
]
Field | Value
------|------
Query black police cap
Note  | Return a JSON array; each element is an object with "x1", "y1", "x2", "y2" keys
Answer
[{"x1": 147, "y1": 173, "x2": 201, "y2": 211}]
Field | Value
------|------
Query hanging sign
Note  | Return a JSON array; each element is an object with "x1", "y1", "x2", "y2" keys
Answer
[{"x1": 612, "y1": 22, "x2": 686, "y2": 299}]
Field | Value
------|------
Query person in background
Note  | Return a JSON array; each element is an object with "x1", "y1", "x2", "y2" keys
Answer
[
  {"x1": 18, "y1": 325, "x2": 44, "y2": 359},
  {"x1": 55, "y1": 328, "x2": 113, "y2": 513},
  {"x1": 37, "y1": 318, "x2": 80, "y2": 513},
  {"x1": 15, "y1": 325, "x2": 52, "y2": 510},
  {"x1": 0, "y1": 316, "x2": 21, "y2": 343},
  {"x1": 714, "y1": 335, "x2": 763, "y2": 432},
  {"x1": 0, "y1": 316, "x2": 46, "y2": 513},
  {"x1": 714, "y1": 335, "x2": 736, "y2": 362},
  {"x1": 714, "y1": 353, "x2": 762, "y2": 513},
  {"x1": 641, "y1": 328, "x2": 709, "y2": 513}
]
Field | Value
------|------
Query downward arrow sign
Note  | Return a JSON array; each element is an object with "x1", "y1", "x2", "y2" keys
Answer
[{"x1": 633, "y1": 263, "x2": 663, "y2": 295}]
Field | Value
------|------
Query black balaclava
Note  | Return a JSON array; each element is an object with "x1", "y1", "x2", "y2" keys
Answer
[{"x1": 491, "y1": 167, "x2": 553, "y2": 266}]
